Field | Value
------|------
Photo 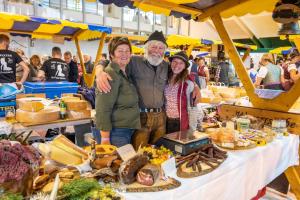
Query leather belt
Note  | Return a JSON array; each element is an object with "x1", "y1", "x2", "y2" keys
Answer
[{"x1": 140, "y1": 108, "x2": 163, "y2": 113}]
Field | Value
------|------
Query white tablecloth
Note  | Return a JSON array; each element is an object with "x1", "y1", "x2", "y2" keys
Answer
[{"x1": 122, "y1": 134, "x2": 299, "y2": 200}]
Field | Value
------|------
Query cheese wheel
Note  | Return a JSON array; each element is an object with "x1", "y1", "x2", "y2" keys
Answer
[
  {"x1": 65, "y1": 100, "x2": 88, "y2": 111},
  {"x1": 61, "y1": 96, "x2": 80, "y2": 101},
  {"x1": 16, "y1": 106, "x2": 60, "y2": 123},
  {"x1": 67, "y1": 110, "x2": 91, "y2": 119}
]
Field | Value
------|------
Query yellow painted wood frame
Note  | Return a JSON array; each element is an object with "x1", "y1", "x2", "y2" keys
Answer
[
  {"x1": 210, "y1": 13, "x2": 300, "y2": 112},
  {"x1": 75, "y1": 33, "x2": 107, "y2": 88}
]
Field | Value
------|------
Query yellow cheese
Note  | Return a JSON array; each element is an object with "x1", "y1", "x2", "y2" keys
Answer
[
  {"x1": 61, "y1": 96, "x2": 80, "y2": 101},
  {"x1": 18, "y1": 101, "x2": 44, "y2": 112},
  {"x1": 67, "y1": 110, "x2": 91, "y2": 119},
  {"x1": 52, "y1": 135, "x2": 88, "y2": 160},
  {"x1": 65, "y1": 100, "x2": 88, "y2": 111},
  {"x1": 16, "y1": 106, "x2": 60, "y2": 123}
]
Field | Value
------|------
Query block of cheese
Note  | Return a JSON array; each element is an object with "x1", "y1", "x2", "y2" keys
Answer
[
  {"x1": 38, "y1": 143, "x2": 84, "y2": 165},
  {"x1": 65, "y1": 100, "x2": 88, "y2": 111},
  {"x1": 52, "y1": 134, "x2": 88, "y2": 160},
  {"x1": 61, "y1": 96, "x2": 81, "y2": 101},
  {"x1": 67, "y1": 110, "x2": 91, "y2": 119},
  {"x1": 18, "y1": 101, "x2": 44, "y2": 112},
  {"x1": 16, "y1": 106, "x2": 60, "y2": 123}
]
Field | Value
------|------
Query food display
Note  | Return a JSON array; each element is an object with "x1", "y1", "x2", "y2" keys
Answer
[
  {"x1": 206, "y1": 128, "x2": 256, "y2": 150},
  {"x1": 36, "y1": 134, "x2": 88, "y2": 165},
  {"x1": 84, "y1": 144, "x2": 117, "y2": 155},
  {"x1": 176, "y1": 144, "x2": 227, "y2": 178},
  {"x1": 0, "y1": 140, "x2": 40, "y2": 196},
  {"x1": 139, "y1": 146, "x2": 173, "y2": 165}
]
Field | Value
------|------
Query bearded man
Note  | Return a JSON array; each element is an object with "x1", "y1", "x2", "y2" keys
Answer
[{"x1": 96, "y1": 31, "x2": 169, "y2": 149}]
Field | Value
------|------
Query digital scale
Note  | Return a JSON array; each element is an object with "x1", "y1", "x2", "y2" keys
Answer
[{"x1": 156, "y1": 129, "x2": 210, "y2": 156}]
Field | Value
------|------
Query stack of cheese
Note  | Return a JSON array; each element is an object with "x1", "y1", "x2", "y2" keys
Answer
[
  {"x1": 16, "y1": 97, "x2": 60, "y2": 123},
  {"x1": 36, "y1": 134, "x2": 88, "y2": 165},
  {"x1": 61, "y1": 95, "x2": 91, "y2": 119}
]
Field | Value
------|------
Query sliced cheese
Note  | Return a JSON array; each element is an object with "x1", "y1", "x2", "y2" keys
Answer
[
  {"x1": 16, "y1": 106, "x2": 60, "y2": 123},
  {"x1": 18, "y1": 101, "x2": 44, "y2": 112},
  {"x1": 65, "y1": 100, "x2": 88, "y2": 111},
  {"x1": 67, "y1": 110, "x2": 91, "y2": 119},
  {"x1": 52, "y1": 135, "x2": 88, "y2": 160}
]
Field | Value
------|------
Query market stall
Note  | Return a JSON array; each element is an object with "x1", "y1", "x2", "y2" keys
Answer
[
  {"x1": 98, "y1": 0, "x2": 300, "y2": 198},
  {"x1": 1, "y1": 1, "x2": 300, "y2": 200}
]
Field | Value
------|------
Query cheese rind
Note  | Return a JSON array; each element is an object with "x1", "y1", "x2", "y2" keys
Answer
[
  {"x1": 67, "y1": 110, "x2": 91, "y2": 119},
  {"x1": 16, "y1": 106, "x2": 60, "y2": 123},
  {"x1": 65, "y1": 100, "x2": 88, "y2": 111}
]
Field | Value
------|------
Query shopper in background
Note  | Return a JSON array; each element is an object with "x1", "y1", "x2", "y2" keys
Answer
[
  {"x1": 165, "y1": 51, "x2": 199, "y2": 133},
  {"x1": 247, "y1": 58, "x2": 257, "y2": 83},
  {"x1": 255, "y1": 53, "x2": 283, "y2": 90},
  {"x1": 100, "y1": 53, "x2": 109, "y2": 67},
  {"x1": 27, "y1": 55, "x2": 44, "y2": 82},
  {"x1": 288, "y1": 50, "x2": 300, "y2": 82},
  {"x1": 215, "y1": 57, "x2": 230, "y2": 86},
  {"x1": 15, "y1": 48, "x2": 29, "y2": 82},
  {"x1": 41, "y1": 47, "x2": 69, "y2": 81},
  {"x1": 0, "y1": 34, "x2": 29, "y2": 84},
  {"x1": 84, "y1": 54, "x2": 94, "y2": 74},
  {"x1": 64, "y1": 51, "x2": 78, "y2": 83},
  {"x1": 95, "y1": 37, "x2": 140, "y2": 147},
  {"x1": 196, "y1": 57, "x2": 209, "y2": 88}
]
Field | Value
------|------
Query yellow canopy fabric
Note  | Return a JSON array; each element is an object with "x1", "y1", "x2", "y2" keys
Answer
[
  {"x1": 0, "y1": 12, "x2": 111, "y2": 41},
  {"x1": 213, "y1": 40, "x2": 257, "y2": 50},
  {"x1": 132, "y1": 45, "x2": 145, "y2": 54},
  {"x1": 269, "y1": 46, "x2": 292, "y2": 54},
  {"x1": 167, "y1": 34, "x2": 201, "y2": 47},
  {"x1": 127, "y1": 0, "x2": 277, "y2": 19}
]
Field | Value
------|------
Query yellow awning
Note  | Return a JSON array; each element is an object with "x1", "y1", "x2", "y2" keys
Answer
[
  {"x1": 269, "y1": 46, "x2": 292, "y2": 54},
  {"x1": 167, "y1": 34, "x2": 201, "y2": 47}
]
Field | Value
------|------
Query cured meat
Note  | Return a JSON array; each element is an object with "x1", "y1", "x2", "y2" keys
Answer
[
  {"x1": 136, "y1": 164, "x2": 160, "y2": 186},
  {"x1": 119, "y1": 154, "x2": 148, "y2": 184}
]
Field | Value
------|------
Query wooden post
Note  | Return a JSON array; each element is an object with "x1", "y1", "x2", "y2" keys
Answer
[
  {"x1": 242, "y1": 48, "x2": 251, "y2": 62},
  {"x1": 210, "y1": 14, "x2": 256, "y2": 99},
  {"x1": 95, "y1": 32, "x2": 107, "y2": 64},
  {"x1": 186, "y1": 44, "x2": 195, "y2": 57}
]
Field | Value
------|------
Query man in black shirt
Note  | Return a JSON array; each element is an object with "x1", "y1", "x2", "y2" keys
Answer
[
  {"x1": 0, "y1": 34, "x2": 29, "y2": 83},
  {"x1": 41, "y1": 47, "x2": 69, "y2": 81},
  {"x1": 64, "y1": 51, "x2": 78, "y2": 82}
]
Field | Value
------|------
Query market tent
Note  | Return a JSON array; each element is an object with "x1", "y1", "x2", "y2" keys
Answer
[
  {"x1": 98, "y1": 0, "x2": 277, "y2": 20},
  {"x1": 0, "y1": 12, "x2": 112, "y2": 40},
  {"x1": 0, "y1": 12, "x2": 112, "y2": 87}
]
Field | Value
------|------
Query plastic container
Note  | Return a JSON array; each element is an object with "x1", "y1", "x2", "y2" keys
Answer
[
  {"x1": 24, "y1": 81, "x2": 79, "y2": 99},
  {"x1": 0, "y1": 100, "x2": 16, "y2": 117}
]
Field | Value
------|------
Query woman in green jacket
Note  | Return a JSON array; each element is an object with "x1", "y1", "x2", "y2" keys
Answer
[{"x1": 95, "y1": 37, "x2": 140, "y2": 147}]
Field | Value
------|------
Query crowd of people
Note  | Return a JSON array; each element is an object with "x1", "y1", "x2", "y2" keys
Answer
[
  {"x1": 1, "y1": 31, "x2": 300, "y2": 149},
  {"x1": 248, "y1": 51, "x2": 300, "y2": 91},
  {"x1": 0, "y1": 33, "x2": 109, "y2": 86}
]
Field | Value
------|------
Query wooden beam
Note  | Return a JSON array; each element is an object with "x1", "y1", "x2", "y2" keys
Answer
[
  {"x1": 242, "y1": 48, "x2": 251, "y2": 62},
  {"x1": 196, "y1": 0, "x2": 251, "y2": 22},
  {"x1": 186, "y1": 44, "x2": 195, "y2": 57},
  {"x1": 210, "y1": 13, "x2": 256, "y2": 100},
  {"x1": 294, "y1": 38, "x2": 300, "y2": 52},
  {"x1": 285, "y1": 165, "x2": 300, "y2": 199},
  {"x1": 133, "y1": 0, "x2": 202, "y2": 16},
  {"x1": 95, "y1": 32, "x2": 107, "y2": 64},
  {"x1": 75, "y1": 37, "x2": 93, "y2": 87}
]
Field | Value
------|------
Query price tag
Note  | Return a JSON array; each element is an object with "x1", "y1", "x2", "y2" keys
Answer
[
  {"x1": 161, "y1": 157, "x2": 176, "y2": 177},
  {"x1": 116, "y1": 144, "x2": 137, "y2": 161}
]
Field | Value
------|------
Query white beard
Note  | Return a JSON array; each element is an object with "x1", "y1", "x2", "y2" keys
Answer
[{"x1": 145, "y1": 52, "x2": 163, "y2": 66}]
